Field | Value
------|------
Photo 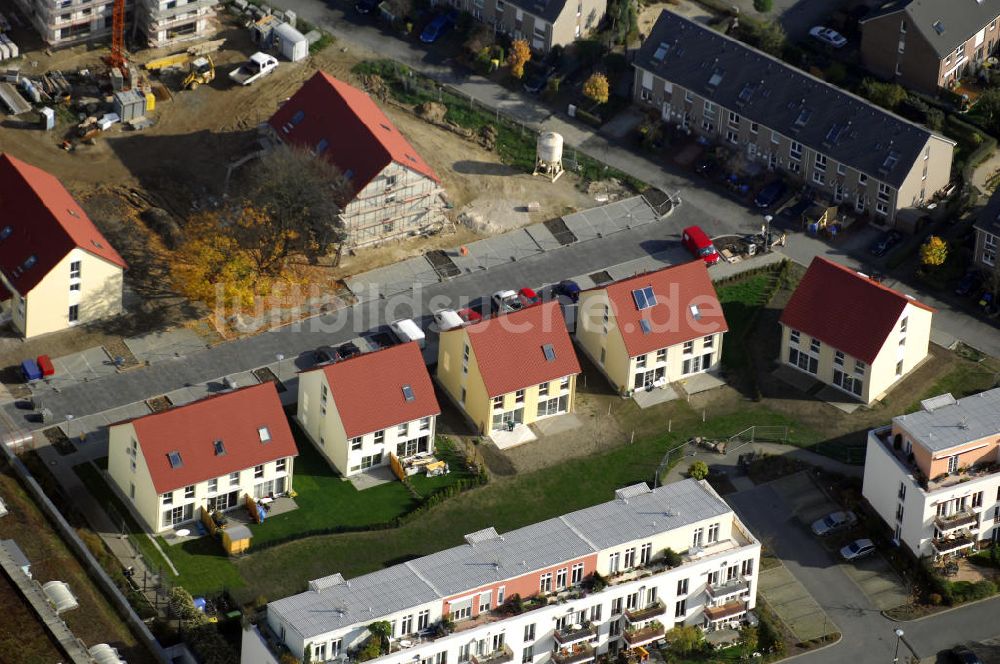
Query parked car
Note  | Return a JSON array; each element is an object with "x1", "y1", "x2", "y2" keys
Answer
[
  {"x1": 809, "y1": 26, "x2": 848, "y2": 48},
  {"x1": 355, "y1": 0, "x2": 378, "y2": 13},
  {"x1": 753, "y1": 180, "x2": 789, "y2": 209},
  {"x1": 810, "y1": 511, "x2": 857, "y2": 536},
  {"x1": 457, "y1": 307, "x2": 483, "y2": 323},
  {"x1": 681, "y1": 225, "x2": 721, "y2": 265},
  {"x1": 553, "y1": 279, "x2": 581, "y2": 302},
  {"x1": 228, "y1": 52, "x2": 278, "y2": 86},
  {"x1": 336, "y1": 341, "x2": 361, "y2": 360},
  {"x1": 419, "y1": 10, "x2": 456, "y2": 43},
  {"x1": 389, "y1": 318, "x2": 426, "y2": 349},
  {"x1": 433, "y1": 309, "x2": 465, "y2": 331},
  {"x1": 523, "y1": 64, "x2": 555, "y2": 94},
  {"x1": 950, "y1": 645, "x2": 984, "y2": 664},
  {"x1": 492, "y1": 289, "x2": 523, "y2": 313},
  {"x1": 870, "y1": 230, "x2": 903, "y2": 257},
  {"x1": 840, "y1": 538, "x2": 876, "y2": 561},
  {"x1": 955, "y1": 270, "x2": 983, "y2": 296},
  {"x1": 518, "y1": 287, "x2": 542, "y2": 307},
  {"x1": 315, "y1": 345, "x2": 338, "y2": 364}
]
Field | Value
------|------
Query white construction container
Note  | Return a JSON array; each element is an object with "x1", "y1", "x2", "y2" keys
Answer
[{"x1": 273, "y1": 22, "x2": 308, "y2": 62}]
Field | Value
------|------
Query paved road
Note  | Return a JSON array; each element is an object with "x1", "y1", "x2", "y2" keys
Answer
[{"x1": 730, "y1": 482, "x2": 1000, "y2": 663}]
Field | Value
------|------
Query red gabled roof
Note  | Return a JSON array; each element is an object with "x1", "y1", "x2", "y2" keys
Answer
[
  {"x1": 312, "y1": 342, "x2": 440, "y2": 439},
  {"x1": 267, "y1": 71, "x2": 439, "y2": 197},
  {"x1": 598, "y1": 260, "x2": 729, "y2": 358},
  {"x1": 0, "y1": 153, "x2": 126, "y2": 294},
  {"x1": 461, "y1": 301, "x2": 581, "y2": 398},
  {"x1": 779, "y1": 257, "x2": 935, "y2": 364},
  {"x1": 125, "y1": 383, "x2": 298, "y2": 495}
]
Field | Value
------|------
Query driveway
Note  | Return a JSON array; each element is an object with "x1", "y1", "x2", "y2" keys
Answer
[{"x1": 757, "y1": 565, "x2": 833, "y2": 641}]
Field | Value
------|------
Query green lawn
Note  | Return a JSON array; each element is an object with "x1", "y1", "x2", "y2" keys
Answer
[
  {"x1": 717, "y1": 270, "x2": 780, "y2": 372},
  {"x1": 908, "y1": 358, "x2": 1000, "y2": 411}
]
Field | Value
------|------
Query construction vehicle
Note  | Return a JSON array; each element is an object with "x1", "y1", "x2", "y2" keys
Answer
[{"x1": 183, "y1": 57, "x2": 215, "y2": 90}]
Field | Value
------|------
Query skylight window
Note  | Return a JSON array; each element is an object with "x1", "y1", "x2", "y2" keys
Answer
[
  {"x1": 639, "y1": 319, "x2": 652, "y2": 335},
  {"x1": 344, "y1": 169, "x2": 355, "y2": 180},
  {"x1": 824, "y1": 123, "x2": 845, "y2": 145},
  {"x1": 290, "y1": 110, "x2": 305, "y2": 126},
  {"x1": 653, "y1": 42, "x2": 669, "y2": 62},
  {"x1": 402, "y1": 384, "x2": 415, "y2": 402},
  {"x1": 23, "y1": 255, "x2": 37, "y2": 270},
  {"x1": 932, "y1": 20, "x2": 944, "y2": 35},
  {"x1": 0, "y1": 226, "x2": 11, "y2": 240},
  {"x1": 542, "y1": 343, "x2": 556, "y2": 361},
  {"x1": 314, "y1": 139, "x2": 329, "y2": 155},
  {"x1": 881, "y1": 151, "x2": 900, "y2": 173},
  {"x1": 737, "y1": 83, "x2": 754, "y2": 104},
  {"x1": 213, "y1": 440, "x2": 226, "y2": 456},
  {"x1": 632, "y1": 286, "x2": 657, "y2": 310},
  {"x1": 167, "y1": 451, "x2": 183, "y2": 468},
  {"x1": 794, "y1": 107, "x2": 812, "y2": 128},
  {"x1": 689, "y1": 304, "x2": 701, "y2": 321},
  {"x1": 258, "y1": 427, "x2": 271, "y2": 443},
  {"x1": 707, "y1": 70, "x2": 724, "y2": 88}
]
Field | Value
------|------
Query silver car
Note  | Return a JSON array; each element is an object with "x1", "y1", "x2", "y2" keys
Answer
[
  {"x1": 811, "y1": 510, "x2": 856, "y2": 536},
  {"x1": 840, "y1": 538, "x2": 875, "y2": 561}
]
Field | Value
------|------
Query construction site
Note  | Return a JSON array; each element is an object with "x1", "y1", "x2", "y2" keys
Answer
[{"x1": 0, "y1": 3, "x2": 613, "y2": 336}]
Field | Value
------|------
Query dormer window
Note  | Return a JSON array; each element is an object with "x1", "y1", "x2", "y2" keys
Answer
[{"x1": 0, "y1": 226, "x2": 11, "y2": 240}]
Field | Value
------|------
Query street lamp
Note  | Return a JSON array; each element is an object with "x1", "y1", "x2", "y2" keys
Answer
[
  {"x1": 763, "y1": 215, "x2": 774, "y2": 252},
  {"x1": 275, "y1": 353, "x2": 285, "y2": 379},
  {"x1": 892, "y1": 628, "x2": 904, "y2": 663}
]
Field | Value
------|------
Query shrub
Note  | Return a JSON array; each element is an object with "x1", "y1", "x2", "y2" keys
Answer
[
  {"x1": 920, "y1": 236, "x2": 948, "y2": 266},
  {"x1": 583, "y1": 72, "x2": 610, "y2": 104},
  {"x1": 753, "y1": 0, "x2": 772, "y2": 11},
  {"x1": 688, "y1": 461, "x2": 710, "y2": 480},
  {"x1": 661, "y1": 547, "x2": 682, "y2": 568},
  {"x1": 507, "y1": 39, "x2": 531, "y2": 79},
  {"x1": 928, "y1": 593, "x2": 943, "y2": 605},
  {"x1": 860, "y1": 78, "x2": 907, "y2": 110}
]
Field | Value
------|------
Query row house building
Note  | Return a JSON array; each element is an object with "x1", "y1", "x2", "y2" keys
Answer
[
  {"x1": 433, "y1": 0, "x2": 605, "y2": 51},
  {"x1": 241, "y1": 479, "x2": 761, "y2": 663},
  {"x1": 633, "y1": 11, "x2": 955, "y2": 227},
  {"x1": 574, "y1": 260, "x2": 728, "y2": 395},
  {"x1": 107, "y1": 383, "x2": 298, "y2": 533},
  {"x1": 296, "y1": 342, "x2": 441, "y2": 477},
  {"x1": 268, "y1": 72, "x2": 446, "y2": 248},
  {"x1": 0, "y1": 153, "x2": 126, "y2": 338},
  {"x1": 863, "y1": 387, "x2": 1000, "y2": 559},
  {"x1": 973, "y1": 187, "x2": 1000, "y2": 279},
  {"x1": 860, "y1": 0, "x2": 1000, "y2": 93},
  {"x1": 779, "y1": 257, "x2": 934, "y2": 404},
  {"x1": 436, "y1": 301, "x2": 581, "y2": 436}
]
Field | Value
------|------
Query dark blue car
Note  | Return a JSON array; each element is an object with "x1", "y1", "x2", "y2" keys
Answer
[
  {"x1": 553, "y1": 280, "x2": 581, "y2": 302},
  {"x1": 753, "y1": 180, "x2": 788, "y2": 209},
  {"x1": 420, "y1": 10, "x2": 457, "y2": 43}
]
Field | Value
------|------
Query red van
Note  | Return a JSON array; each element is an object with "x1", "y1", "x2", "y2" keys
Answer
[{"x1": 681, "y1": 225, "x2": 721, "y2": 265}]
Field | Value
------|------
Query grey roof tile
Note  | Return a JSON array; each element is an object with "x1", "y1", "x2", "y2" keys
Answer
[
  {"x1": 975, "y1": 187, "x2": 1000, "y2": 235},
  {"x1": 896, "y1": 387, "x2": 1000, "y2": 452},
  {"x1": 635, "y1": 11, "x2": 943, "y2": 189},
  {"x1": 269, "y1": 479, "x2": 731, "y2": 639},
  {"x1": 863, "y1": 0, "x2": 1000, "y2": 59}
]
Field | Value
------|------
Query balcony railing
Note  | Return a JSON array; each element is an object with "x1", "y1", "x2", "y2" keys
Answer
[
  {"x1": 622, "y1": 622, "x2": 665, "y2": 646},
  {"x1": 934, "y1": 510, "x2": 979, "y2": 533},
  {"x1": 551, "y1": 643, "x2": 595, "y2": 664},
  {"x1": 707, "y1": 577, "x2": 750, "y2": 599},
  {"x1": 704, "y1": 600, "x2": 748, "y2": 622},
  {"x1": 931, "y1": 535, "x2": 976, "y2": 555},
  {"x1": 553, "y1": 623, "x2": 596, "y2": 646},
  {"x1": 472, "y1": 645, "x2": 513, "y2": 664},
  {"x1": 624, "y1": 600, "x2": 666, "y2": 623}
]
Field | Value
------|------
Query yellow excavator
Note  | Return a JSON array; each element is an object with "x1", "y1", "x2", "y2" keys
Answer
[{"x1": 183, "y1": 56, "x2": 215, "y2": 90}]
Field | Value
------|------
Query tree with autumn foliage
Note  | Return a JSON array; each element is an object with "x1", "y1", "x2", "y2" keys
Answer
[
  {"x1": 582, "y1": 72, "x2": 610, "y2": 104},
  {"x1": 920, "y1": 235, "x2": 948, "y2": 267},
  {"x1": 508, "y1": 39, "x2": 531, "y2": 79}
]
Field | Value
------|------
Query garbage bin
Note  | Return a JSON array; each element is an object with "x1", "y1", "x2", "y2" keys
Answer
[{"x1": 506, "y1": 421, "x2": 515, "y2": 432}]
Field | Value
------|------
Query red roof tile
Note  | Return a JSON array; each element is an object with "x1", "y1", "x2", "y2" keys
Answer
[
  {"x1": 462, "y1": 301, "x2": 581, "y2": 398},
  {"x1": 0, "y1": 153, "x2": 126, "y2": 294},
  {"x1": 314, "y1": 342, "x2": 440, "y2": 439},
  {"x1": 598, "y1": 260, "x2": 729, "y2": 358},
  {"x1": 267, "y1": 72, "x2": 439, "y2": 197},
  {"x1": 125, "y1": 383, "x2": 298, "y2": 495},
  {"x1": 779, "y1": 257, "x2": 935, "y2": 364}
]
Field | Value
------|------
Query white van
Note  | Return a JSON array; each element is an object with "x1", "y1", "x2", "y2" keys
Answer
[
  {"x1": 432, "y1": 309, "x2": 465, "y2": 331},
  {"x1": 389, "y1": 318, "x2": 426, "y2": 349}
]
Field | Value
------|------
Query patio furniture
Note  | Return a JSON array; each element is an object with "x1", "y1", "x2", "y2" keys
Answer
[{"x1": 175, "y1": 528, "x2": 191, "y2": 537}]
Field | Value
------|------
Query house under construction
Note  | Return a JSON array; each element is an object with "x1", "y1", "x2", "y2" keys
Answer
[
  {"x1": 267, "y1": 71, "x2": 447, "y2": 248},
  {"x1": 12, "y1": 0, "x2": 215, "y2": 48}
]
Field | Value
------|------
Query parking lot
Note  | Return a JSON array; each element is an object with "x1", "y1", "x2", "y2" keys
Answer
[{"x1": 757, "y1": 565, "x2": 833, "y2": 641}]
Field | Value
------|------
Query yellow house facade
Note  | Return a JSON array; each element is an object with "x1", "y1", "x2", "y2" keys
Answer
[
  {"x1": 296, "y1": 342, "x2": 440, "y2": 477},
  {"x1": 574, "y1": 261, "x2": 729, "y2": 395},
  {"x1": 437, "y1": 301, "x2": 581, "y2": 434},
  {"x1": 0, "y1": 153, "x2": 126, "y2": 338},
  {"x1": 779, "y1": 257, "x2": 934, "y2": 404}
]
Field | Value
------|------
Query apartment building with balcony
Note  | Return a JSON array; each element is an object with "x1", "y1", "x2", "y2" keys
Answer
[
  {"x1": 0, "y1": 153, "x2": 126, "y2": 338},
  {"x1": 633, "y1": 11, "x2": 955, "y2": 227},
  {"x1": 107, "y1": 383, "x2": 298, "y2": 533},
  {"x1": 860, "y1": 0, "x2": 1000, "y2": 93},
  {"x1": 574, "y1": 261, "x2": 728, "y2": 395},
  {"x1": 137, "y1": 0, "x2": 217, "y2": 48},
  {"x1": 296, "y1": 342, "x2": 441, "y2": 477},
  {"x1": 433, "y1": 0, "x2": 605, "y2": 51},
  {"x1": 436, "y1": 301, "x2": 581, "y2": 436},
  {"x1": 240, "y1": 479, "x2": 761, "y2": 664},
  {"x1": 779, "y1": 257, "x2": 934, "y2": 404},
  {"x1": 267, "y1": 72, "x2": 446, "y2": 248},
  {"x1": 862, "y1": 387, "x2": 1000, "y2": 559},
  {"x1": 973, "y1": 187, "x2": 1000, "y2": 278}
]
